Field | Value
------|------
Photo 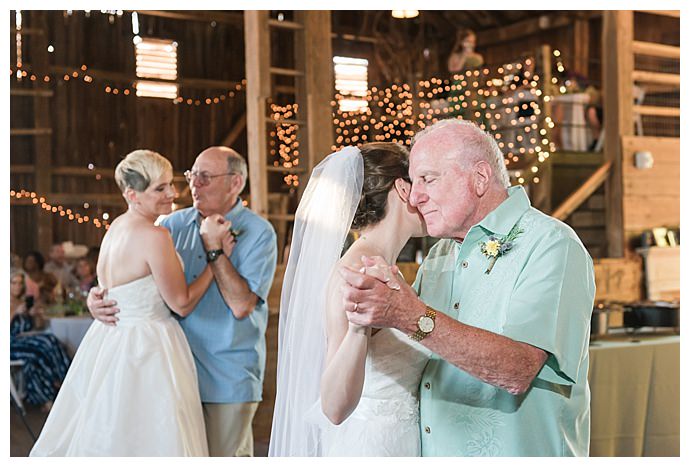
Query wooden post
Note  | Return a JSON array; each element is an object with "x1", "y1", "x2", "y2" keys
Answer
[
  {"x1": 244, "y1": 11, "x2": 271, "y2": 217},
  {"x1": 31, "y1": 11, "x2": 54, "y2": 254},
  {"x1": 573, "y1": 17, "x2": 590, "y2": 77},
  {"x1": 294, "y1": 11, "x2": 334, "y2": 176},
  {"x1": 602, "y1": 10, "x2": 633, "y2": 257},
  {"x1": 539, "y1": 44, "x2": 553, "y2": 140}
]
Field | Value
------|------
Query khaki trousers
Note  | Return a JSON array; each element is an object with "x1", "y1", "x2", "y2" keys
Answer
[{"x1": 202, "y1": 401, "x2": 259, "y2": 457}]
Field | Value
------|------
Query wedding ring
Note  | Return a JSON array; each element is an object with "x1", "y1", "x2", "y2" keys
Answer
[{"x1": 353, "y1": 302, "x2": 359, "y2": 312}]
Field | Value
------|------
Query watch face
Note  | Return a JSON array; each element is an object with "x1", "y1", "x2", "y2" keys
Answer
[{"x1": 418, "y1": 316, "x2": 435, "y2": 333}]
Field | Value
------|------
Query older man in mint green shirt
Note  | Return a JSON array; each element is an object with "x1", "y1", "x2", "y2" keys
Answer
[
  {"x1": 414, "y1": 184, "x2": 594, "y2": 456},
  {"x1": 340, "y1": 119, "x2": 595, "y2": 456}
]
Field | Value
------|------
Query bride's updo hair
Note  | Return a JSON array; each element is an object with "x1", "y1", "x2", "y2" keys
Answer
[
  {"x1": 351, "y1": 142, "x2": 410, "y2": 230},
  {"x1": 114, "y1": 149, "x2": 172, "y2": 193}
]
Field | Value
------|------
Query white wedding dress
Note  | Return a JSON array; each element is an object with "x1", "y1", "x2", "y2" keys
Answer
[
  {"x1": 30, "y1": 274, "x2": 208, "y2": 457},
  {"x1": 321, "y1": 328, "x2": 431, "y2": 456},
  {"x1": 269, "y1": 147, "x2": 431, "y2": 457}
]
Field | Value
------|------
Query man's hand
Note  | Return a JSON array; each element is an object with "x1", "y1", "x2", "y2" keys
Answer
[
  {"x1": 200, "y1": 214, "x2": 230, "y2": 250},
  {"x1": 339, "y1": 257, "x2": 423, "y2": 332},
  {"x1": 86, "y1": 286, "x2": 119, "y2": 326}
]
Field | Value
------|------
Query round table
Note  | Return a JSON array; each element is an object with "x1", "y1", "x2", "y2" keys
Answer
[{"x1": 48, "y1": 316, "x2": 94, "y2": 357}]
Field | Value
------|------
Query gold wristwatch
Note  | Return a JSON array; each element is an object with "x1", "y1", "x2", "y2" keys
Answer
[{"x1": 409, "y1": 306, "x2": 437, "y2": 342}]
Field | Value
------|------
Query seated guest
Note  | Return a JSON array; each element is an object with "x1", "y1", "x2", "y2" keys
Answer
[
  {"x1": 10, "y1": 252, "x2": 22, "y2": 270},
  {"x1": 22, "y1": 251, "x2": 47, "y2": 299},
  {"x1": 74, "y1": 258, "x2": 98, "y2": 294},
  {"x1": 10, "y1": 271, "x2": 71, "y2": 411},
  {"x1": 44, "y1": 243, "x2": 78, "y2": 290},
  {"x1": 86, "y1": 246, "x2": 100, "y2": 271}
]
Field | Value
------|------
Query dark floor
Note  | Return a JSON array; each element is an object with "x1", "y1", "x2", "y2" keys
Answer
[
  {"x1": 9, "y1": 402, "x2": 47, "y2": 457},
  {"x1": 10, "y1": 401, "x2": 270, "y2": 457}
]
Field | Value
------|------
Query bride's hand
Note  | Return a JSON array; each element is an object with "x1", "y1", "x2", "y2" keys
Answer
[{"x1": 359, "y1": 256, "x2": 401, "y2": 291}]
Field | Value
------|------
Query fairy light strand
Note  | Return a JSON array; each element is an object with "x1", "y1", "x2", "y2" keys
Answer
[
  {"x1": 10, "y1": 65, "x2": 246, "y2": 105},
  {"x1": 10, "y1": 189, "x2": 111, "y2": 230}
]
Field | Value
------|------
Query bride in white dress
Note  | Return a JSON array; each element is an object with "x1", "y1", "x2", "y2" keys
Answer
[
  {"x1": 269, "y1": 144, "x2": 431, "y2": 456},
  {"x1": 31, "y1": 149, "x2": 228, "y2": 456}
]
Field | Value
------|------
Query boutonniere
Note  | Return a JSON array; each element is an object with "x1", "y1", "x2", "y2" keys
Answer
[{"x1": 479, "y1": 224, "x2": 524, "y2": 274}]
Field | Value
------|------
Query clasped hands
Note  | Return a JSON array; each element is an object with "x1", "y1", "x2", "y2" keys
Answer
[
  {"x1": 339, "y1": 256, "x2": 419, "y2": 331},
  {"x1": 199, "y1": 214, "x2": 236, "y2": 256}
]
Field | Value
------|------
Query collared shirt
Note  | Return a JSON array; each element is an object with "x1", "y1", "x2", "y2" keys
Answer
[
  {"x1": 160, "y1": 199, "x2": 277, "y2": 403},
  {"x1": 414, "y1": 186, "x2": 595, "y2": 456}
]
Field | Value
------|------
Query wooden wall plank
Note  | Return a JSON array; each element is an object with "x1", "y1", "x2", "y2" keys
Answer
[{"x1": 621, "y1": 136, "x2": 679, "y2": 233}]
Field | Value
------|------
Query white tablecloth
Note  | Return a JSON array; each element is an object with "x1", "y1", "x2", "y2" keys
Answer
[
  {"x1": 589, "y1": 335, "x2": 679, "y2": 456},
  {"x1": 49, "y1": 316, "x2": 94, "y2": 357}
]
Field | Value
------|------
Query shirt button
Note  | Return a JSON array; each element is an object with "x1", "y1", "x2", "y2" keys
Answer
[
  {"x1": 198, "y1": 255, "x2": 202, "y2": 259},
  {"x1": 425, "y1": 426, "x2": 431, "y2": 434},
  {"x1": 453, "y1": 302, "x2": 460, "y2": 310},
  {"x1": 462, "y1": 260, "x2": 469, "y2": 268},
  {"x1": 424, "y1": 382, "x2": 431, "y2": 389}
]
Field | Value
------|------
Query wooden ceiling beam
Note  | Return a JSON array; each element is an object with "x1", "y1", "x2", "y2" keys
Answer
[
  {"x1": 45, "y1": 64, "x2": 242, "y2": 90},
  {"x1": 133, "y1": 10, "x2": 244, "y2": 25},
  {"x1": 476, "y1": 13, "x2": 576, "y2": 47}
]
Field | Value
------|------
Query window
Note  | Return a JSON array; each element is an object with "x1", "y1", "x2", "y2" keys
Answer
[
  {"x1": 333, "y1": 56, "x2": 368, "y2": 112},
  {"x1": 134, "y1": 37, "x2": 178, "y2": 99}
]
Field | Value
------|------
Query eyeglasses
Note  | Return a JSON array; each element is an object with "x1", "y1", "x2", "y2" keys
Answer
[{"x1": 184, "y1": 170, "x2": 238, "y2": 186}]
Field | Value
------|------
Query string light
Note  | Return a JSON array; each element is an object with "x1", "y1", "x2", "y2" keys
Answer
[
  {"x1": 10, "y1": 189, "x2": 111, "y2": 230},
  {"x1": 10, "y1": 65, "x2": 246, "y2": 105},
  {"x1": 330, "y1": 58, "x2": 555, "y2": 185},
  {"x1": 269, "y1": 103, "x2": 301, "y2": 187}
]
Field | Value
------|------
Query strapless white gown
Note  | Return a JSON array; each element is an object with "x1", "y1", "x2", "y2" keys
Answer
[
  {"x1": 30, "y1": 274, "x2": 208, "y2": 456},
  {"x1": 321, "y1": 328, "x2": 431, "y2": 456}
]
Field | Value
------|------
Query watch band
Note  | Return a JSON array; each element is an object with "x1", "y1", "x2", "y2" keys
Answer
[
  {"x1": 409, "y1": 306, "x2": 437, "y2": 342},
  {"x1": 206, "y1": 248, "x2": 224, "y2": 263}
]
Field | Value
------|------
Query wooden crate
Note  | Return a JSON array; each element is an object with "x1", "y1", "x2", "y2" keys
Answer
[
  {"x1": 637, "y1": 246, "x2": 680, "y2": 301},
  {"x1": 593, "y1": 257, "x2": 643, "y2": 303}
]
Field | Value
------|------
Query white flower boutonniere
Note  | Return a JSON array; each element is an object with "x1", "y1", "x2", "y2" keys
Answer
[{"x1": 479, "y1": 224, "x2": 524, "y2": 274}]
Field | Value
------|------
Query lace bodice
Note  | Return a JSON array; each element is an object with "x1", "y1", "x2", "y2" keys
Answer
[
  {"x1": 357, "y1": 328, "x2": 431, "y2": 422},
  {"x1": 320, "y1": 328, "x2": 432, "y2": 456}
]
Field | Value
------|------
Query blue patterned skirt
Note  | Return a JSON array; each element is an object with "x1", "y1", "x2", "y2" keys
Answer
[{"x1": 10, "y1": 315, "x2": 71, "y2": 406}]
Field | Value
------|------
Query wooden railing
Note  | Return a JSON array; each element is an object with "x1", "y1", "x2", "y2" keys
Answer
[{"x1": 552, "y1": 161, "x2": 611, "y2": 221}]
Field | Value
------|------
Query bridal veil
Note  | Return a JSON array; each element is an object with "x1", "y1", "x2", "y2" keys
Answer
[{"x1": 268, "y1": 146, "x2": 363, "y2": 456}]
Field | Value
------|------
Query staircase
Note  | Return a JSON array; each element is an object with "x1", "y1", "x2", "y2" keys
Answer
[
  {"x1": 563, "y1": 187, "x2": 606, "y2": 258},
  {"x1": 549, "y1": 151, "x2": 608, "y2": 259}
]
